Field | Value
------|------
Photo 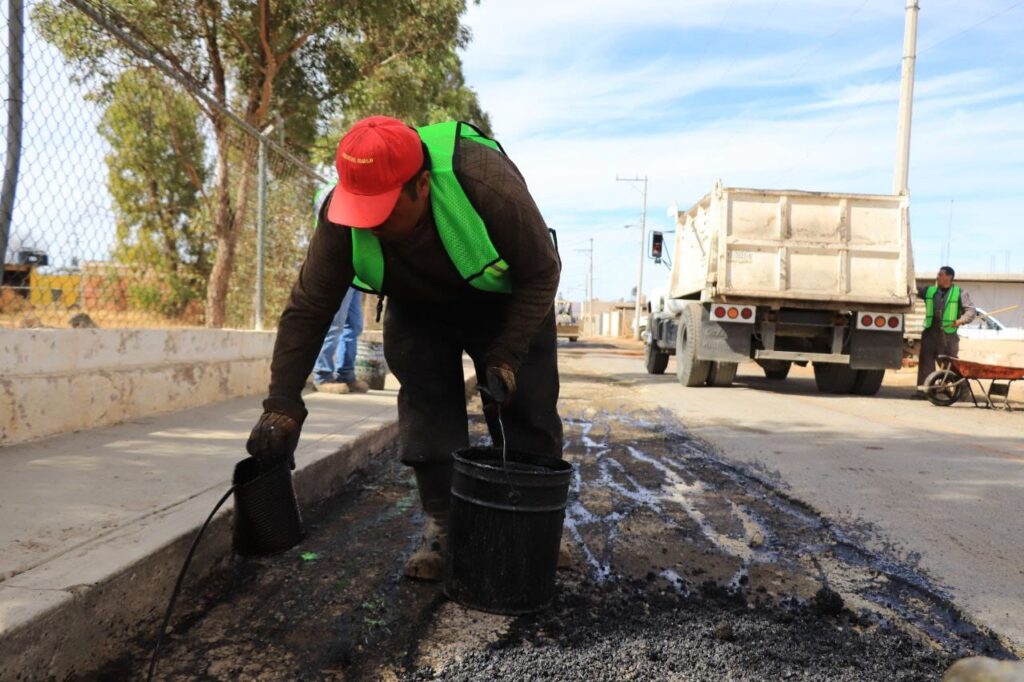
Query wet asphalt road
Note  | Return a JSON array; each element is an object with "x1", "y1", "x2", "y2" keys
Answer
[
  {"x1": 80, "y1": 342, "x2": 1018, "y2": 680},
  {"x1": 560, "y1": 341, "x2": 1024, "y2": 652}
]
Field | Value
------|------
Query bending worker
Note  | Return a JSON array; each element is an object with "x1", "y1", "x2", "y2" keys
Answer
[
  {"x1": 246, "y1": 116, "x2": 563, "y2": 580},
  {"x1": 914, "y1": 266, "x2": 976, "y2": 398}
]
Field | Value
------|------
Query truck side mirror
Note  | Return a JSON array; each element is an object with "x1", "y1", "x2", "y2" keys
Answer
[{"x1": 650, "y1": 231, "x2": 664, "y2": 263}]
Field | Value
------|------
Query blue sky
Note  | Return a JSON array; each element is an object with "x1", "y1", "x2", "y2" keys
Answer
[{"x1": 460, "y1": 0, "x2": 1024, "y2": 301}]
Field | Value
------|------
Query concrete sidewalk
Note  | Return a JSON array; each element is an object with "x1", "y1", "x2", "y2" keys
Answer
[{"x1": 0, "y1": 366, "x2": 477, "y2": 680}]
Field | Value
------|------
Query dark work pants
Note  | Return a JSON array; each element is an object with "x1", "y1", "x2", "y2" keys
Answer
[
  {"x1": 383, "y1": 299, "x2": 563, "y2": 466},
  {"x1": 917, "y1": 326, "x2": 960, "y2": 387}
]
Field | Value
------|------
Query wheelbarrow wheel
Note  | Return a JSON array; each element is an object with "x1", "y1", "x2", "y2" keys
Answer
[{"x1": 923, "y1": 369, "x2": 965, "y2": 407}]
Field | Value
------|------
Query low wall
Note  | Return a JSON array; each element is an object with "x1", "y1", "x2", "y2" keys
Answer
[{"x1": 0, "y1": 329, "x2": 277, "y2": 446}]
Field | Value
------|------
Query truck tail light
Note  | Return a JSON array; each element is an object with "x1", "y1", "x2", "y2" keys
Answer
[
  {"x1": 710, "y1": 304, "x2": 756, "y2": 324},
  {"x1": 855, "y1": 312, "x2": 903, "y2": 332}
]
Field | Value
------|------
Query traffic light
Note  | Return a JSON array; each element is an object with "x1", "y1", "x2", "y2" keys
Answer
[{"x1": 650, "y1": 231, "x2": 664, "y2": 263}]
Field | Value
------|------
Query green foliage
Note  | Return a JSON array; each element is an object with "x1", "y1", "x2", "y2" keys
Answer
[
  {"x1": 312, "y1": 0, "x2": 492, "y2": 165},
  {"x1": 99, "y1": 69, "x2": 211, "y2": 318}
]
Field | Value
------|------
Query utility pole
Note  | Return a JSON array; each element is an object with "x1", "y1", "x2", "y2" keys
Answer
[
  {"x1": 575, "y1": 237, "x2": 594, "y2": 331},
  {"x1": 893, "y1": 0, "x2": 919, "y2": 195},
  {"x1": 587, "y1": 237, "x2": 594, "y2": 318},
  {"x1": 617, "y1": 175, "x2": 648, "y2": 339}
]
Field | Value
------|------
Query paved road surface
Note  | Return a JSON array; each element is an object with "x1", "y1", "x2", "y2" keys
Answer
[{"x1": 562, "y1": 342, "x2": 1024, "y2": 652}]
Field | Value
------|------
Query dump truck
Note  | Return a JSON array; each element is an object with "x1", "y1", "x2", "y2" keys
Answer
[
  {"x1": 644, "y1": 182, "x2": 915, "y2": 395},
  {"x1": 555, "y1": 299, "x2": 580, "y2": 342}
]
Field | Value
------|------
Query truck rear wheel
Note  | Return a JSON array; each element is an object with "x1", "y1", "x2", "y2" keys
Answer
[
  {"x1": 813, "y1": 362, "x2": 857, "y2": 394},
  {"x1": 706, "y1": 362, "x2": 738, "y2": 387},
  {"x1": 851, "y1": 369, "x2": 885, "y2": 395},
  {"x1": 677, "y1": 304, "x2": 711, "y2": 387},
  {"x1": 759, "y1": 360, "x2": 791, "y2": 380},
  {"x1": 645, "y1": 342, "x2": 669, "y2": 375}
]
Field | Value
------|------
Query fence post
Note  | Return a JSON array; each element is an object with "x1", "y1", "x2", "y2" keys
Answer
[
  {"x1": 254, "y1": 130, "x2": 269, "y2": 330},
  {"x1": 1, "y1": 0, "x2": 25, "y2": 264}
]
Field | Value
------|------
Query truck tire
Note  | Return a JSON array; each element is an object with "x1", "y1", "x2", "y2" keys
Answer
[
  {"x1": 677, "y1": 304, "x2": 711, "y2": 387},
  {"x1": 851, "y1": 369, "x2": 885, "y2": 396},
  {"x1": 645, "y1": 342, "x2": 669, "y2": 375},
  {"x1": 759, "y1": 360, "x2": 791, "y2": 380},
  {"x1": 706, "y1": 361, "x2": 738, "y2": 387},
  {"x1": 813, "y1": 362, "x2": 857, "y2": 394}
]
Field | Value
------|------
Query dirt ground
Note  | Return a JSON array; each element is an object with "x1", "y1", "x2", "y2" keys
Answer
[{"x1": 80, "y1": 348, "x2": 1016, "y2": 681}]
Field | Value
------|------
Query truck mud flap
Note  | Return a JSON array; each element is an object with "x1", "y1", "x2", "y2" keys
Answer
[
  {"x1": 849, "y1": 328, "x2": 903, "y2": 370},
  {"x1": 698, "y1": 317, "x2": 751, "y2": 363}
]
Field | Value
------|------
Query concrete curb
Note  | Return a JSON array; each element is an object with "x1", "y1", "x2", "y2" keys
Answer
[{"x1": 0, "y1": 375, "x2": 478, "y2": 681}]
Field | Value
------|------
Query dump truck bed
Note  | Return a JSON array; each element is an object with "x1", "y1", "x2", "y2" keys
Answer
[{"x1": 670, "y1": 184, "x2": 915, "y2": 311}]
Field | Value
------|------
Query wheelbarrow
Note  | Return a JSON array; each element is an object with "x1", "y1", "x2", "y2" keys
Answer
[{"x1": 921, "y1": 355, "x2": 1024, "y2": 411}]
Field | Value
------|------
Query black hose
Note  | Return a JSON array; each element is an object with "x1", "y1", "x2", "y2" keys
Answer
[{"x1": 146, "y1": 484, "x2": 235, "y2": 682}]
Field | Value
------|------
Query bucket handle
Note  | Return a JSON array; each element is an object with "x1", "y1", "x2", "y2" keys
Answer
[{"x1": 479, "y1": 387, "x2": 522, "y2": 507}]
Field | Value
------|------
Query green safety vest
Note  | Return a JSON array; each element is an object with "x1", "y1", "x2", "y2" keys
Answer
[
  {"x1": 330, "y1": 121, "x2": 511, "y2": 295},
  {"x1": 924, "y1": 285, "x2": 960, "y2": 334}
]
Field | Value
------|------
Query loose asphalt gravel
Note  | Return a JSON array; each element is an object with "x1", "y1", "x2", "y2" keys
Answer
[{"x1": 77, "y1": 369, "x2": 1017, "y2": 681}]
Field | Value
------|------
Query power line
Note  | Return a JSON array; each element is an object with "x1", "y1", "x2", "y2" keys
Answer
[
  {"x1": 690, "y1": 0, "x2": 740, "y2": 74},
  {"x1": 919, "y1": 0, "x2": 1024, "y2": 54},
  {"x1": 783, "y1": 0, "x2": 1024, "y2": 177},
  {"x1": 787, "y1": 0, "x2": 871, "y2": 81}
]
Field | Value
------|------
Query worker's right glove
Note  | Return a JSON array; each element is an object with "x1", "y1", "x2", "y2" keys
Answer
[
  {"x1": 484, "y1": 360, "x2": 517, "y2": 407},
  {"x1": 246, "y1": 397, "x2": 308, "y2": 470}
]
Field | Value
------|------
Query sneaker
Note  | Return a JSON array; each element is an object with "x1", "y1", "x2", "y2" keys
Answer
[
  {"x1": 315, "y1": 381, "x2": 350, "y2": 394},
  {"x1": 347, "y1": 378, "x2": 371, "y2": 393}
]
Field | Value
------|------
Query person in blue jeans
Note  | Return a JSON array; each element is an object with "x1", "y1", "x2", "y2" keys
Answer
[{"x1": 313, "y1": 287, "x2": 369, "y2": 393}]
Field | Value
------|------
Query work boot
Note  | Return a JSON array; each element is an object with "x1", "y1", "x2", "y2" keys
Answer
[
  {"x1": 403, "y1": 462, "x2": 453, "y2": 582},
  {"x1": 557, "y1": 538, "x2": 573, "y2": 569},
  {"x1": 347, "y1": 378, "x2": 371, "y2": 393},
  {"x1": 315, "y1": 381, "x2": 350, "y2": 394},
  {"x1": 404, "y1": 515, "x2": 448, "y2": 581}
]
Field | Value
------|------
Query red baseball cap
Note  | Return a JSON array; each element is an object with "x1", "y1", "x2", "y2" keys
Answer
[{"x1": 326, "y1": 116, "x2": 424, "y2": 228}]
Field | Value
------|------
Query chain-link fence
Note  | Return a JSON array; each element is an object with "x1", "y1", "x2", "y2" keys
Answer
[{"x1": 0, "y1": 0, "x2": 326, "y2": 330}]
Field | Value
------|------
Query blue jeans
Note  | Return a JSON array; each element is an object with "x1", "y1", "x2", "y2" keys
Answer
[{"x1": 313, "y1": 289, "x2": 363, "y2": 384}]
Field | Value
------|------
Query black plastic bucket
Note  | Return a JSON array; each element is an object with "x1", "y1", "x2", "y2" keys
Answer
[
  {"x1": 232, "y1": 458, "x2": 304, "y2": 556},
  {"x1": 444, "y1": 447, "x2": 573, "y2": 614}
]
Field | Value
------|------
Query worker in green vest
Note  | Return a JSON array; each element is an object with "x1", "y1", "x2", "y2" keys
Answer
[
  {"x1": 245, "y1": 116, "x2": 563, "y2": 580},
  {"x1": 914, "y1": 266, "x2": 976, "y2": 398}
]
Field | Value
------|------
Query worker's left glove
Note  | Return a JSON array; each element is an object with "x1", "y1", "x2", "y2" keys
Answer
[
  {"x1": 484, "y1": 360, "x2": 517, "y2": 407},
  {"x1": 246, "y1": 397, "x2": 307, "y2": 470}
]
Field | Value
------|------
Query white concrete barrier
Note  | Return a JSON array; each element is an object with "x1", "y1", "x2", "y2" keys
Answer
[{"x1": 0, "y1": 329, "x2": 277, "y2": 446}]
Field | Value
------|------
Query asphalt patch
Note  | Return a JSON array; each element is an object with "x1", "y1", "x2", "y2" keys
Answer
[{"x1": 74, "y1": 399, "x2": 1014, "y2": 680}]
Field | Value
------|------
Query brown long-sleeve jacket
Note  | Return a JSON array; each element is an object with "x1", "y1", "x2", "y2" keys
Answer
[{"x1": 267, "y1": 139, "x2": 561, "y2": 404}]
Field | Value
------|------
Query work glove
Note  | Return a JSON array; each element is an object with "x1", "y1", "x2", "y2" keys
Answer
[
  {"x1": 484, "y1": 360, "x2": 517, "y2": 407},
  {"x1": 246, "y1": 396, "x2": 308, "y2": 470}
]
